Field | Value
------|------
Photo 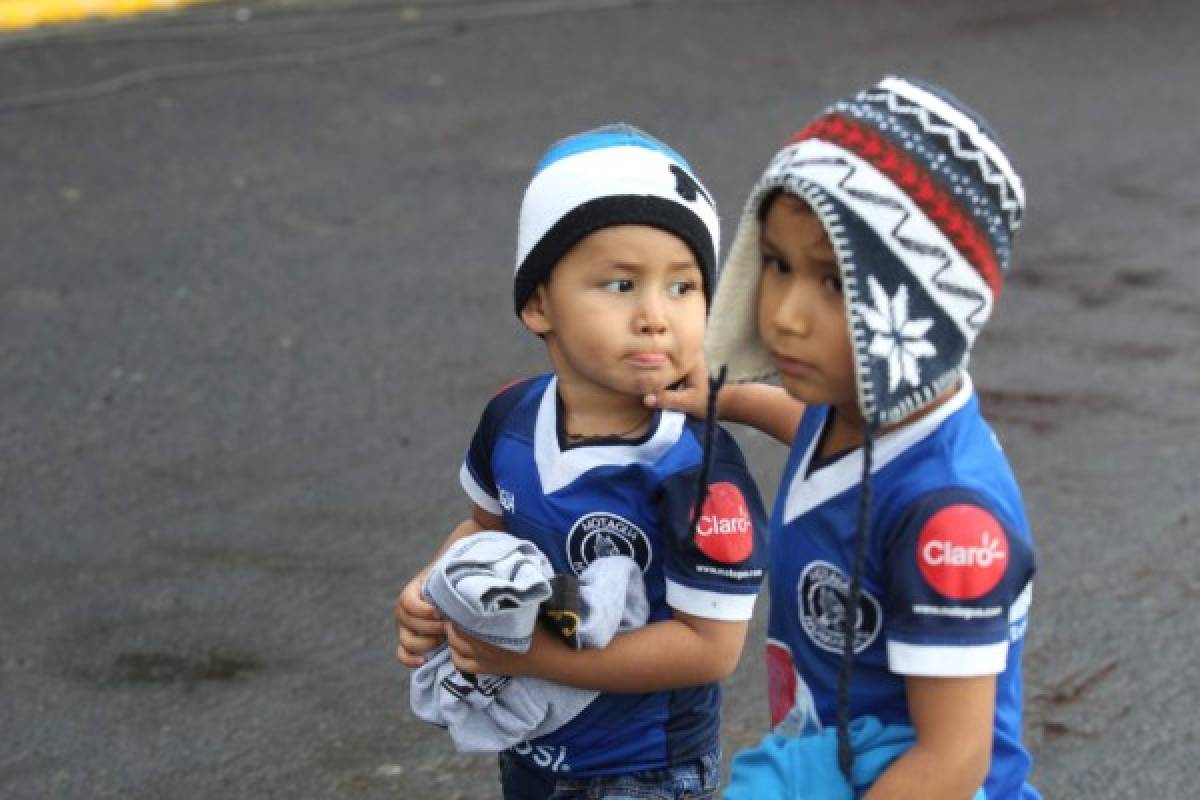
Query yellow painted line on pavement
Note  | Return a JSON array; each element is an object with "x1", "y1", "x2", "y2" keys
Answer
[{"x1": 0, "y1": 0, "x2": 217, "y2": 31}]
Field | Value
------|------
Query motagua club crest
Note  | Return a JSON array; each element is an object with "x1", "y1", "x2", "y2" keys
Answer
[
  {"x1": 566, "y1": 512, "x2": 652, "y2": 575},
  {"x1": 798, "y1": 560, "x2": 882, "y2": 655}
]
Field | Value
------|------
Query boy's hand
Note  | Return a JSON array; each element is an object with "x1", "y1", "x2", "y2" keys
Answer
[
  {"x1": 394, "y1": 570, "x2": 446, "y2": 668},
  {"x1": 643, "y1": 359, "x2": 713, "y2": 418},
  {"x1": 446, "y1": 623, "x2": 557, "y2": 678}
]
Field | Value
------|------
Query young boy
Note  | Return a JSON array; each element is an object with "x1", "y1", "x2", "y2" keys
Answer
[
  {"x1": 394, "y1": 124, "x2": 768, "y2": 799},
  {"x1": 652, "y1": 77, "x2": 1039, "y2": 798}
]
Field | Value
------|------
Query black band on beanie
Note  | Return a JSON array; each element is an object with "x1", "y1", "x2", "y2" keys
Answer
[{"x1": 513, "y1": 195, "x2": 717, "y2": 316}]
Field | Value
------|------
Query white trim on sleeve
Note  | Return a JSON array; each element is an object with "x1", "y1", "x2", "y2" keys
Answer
[
  {"x1": 459, "y1": 461, "x2": 503, "y2": 516},
  {"x1": 666, "y1": 580, "x2": 756, "y2": 621},
  {"x1": 887, "y1": 639, "x2": 1008, "y2": 677}
]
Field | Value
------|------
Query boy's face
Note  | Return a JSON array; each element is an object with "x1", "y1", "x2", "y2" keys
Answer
[
  {"x1": 521, "y1": 224, "x2": 706, "y2": 401},
  {"x1": 757, "y1": 194, "x2": 858, "y2": 414}
]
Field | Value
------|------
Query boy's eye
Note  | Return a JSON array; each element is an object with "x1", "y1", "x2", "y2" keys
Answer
[
  {"x1": 668, "y1": 280, "x2": 697, "y2": 297},
  {"x1": 761, "y1": 254, "x2": 790, "y2": 274},
  {"x1": 822, "y1": 272, "x2": 843, "y2": 293},
  {"x1": 603, "y1": 279, "x2": 635, "y2": 293}
]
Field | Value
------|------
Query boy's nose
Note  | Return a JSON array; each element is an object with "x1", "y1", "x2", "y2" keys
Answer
[
  {"x1": 636, "y1": 294, "x2": 668, "y2": 334},
  {"x1": 772, "y1": 286, "x2": 811, "y2": 337}
]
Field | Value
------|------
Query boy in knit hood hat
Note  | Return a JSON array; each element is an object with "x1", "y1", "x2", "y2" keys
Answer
[
  {"x1": 650, "y1": 77, "x2": 1039, "y2": 798},
  {"x1": 395, "y1": 124, "x2": 768, "y2": 799}
]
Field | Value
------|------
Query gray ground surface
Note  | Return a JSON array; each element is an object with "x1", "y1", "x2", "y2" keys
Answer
[{"x1": 2, "y1": 0, "x2": 1198, "y2": 797}]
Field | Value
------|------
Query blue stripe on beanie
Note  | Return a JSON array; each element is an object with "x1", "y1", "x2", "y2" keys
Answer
[{"x1": 533, "y1": 123, "x2": 693, "y2": 175}]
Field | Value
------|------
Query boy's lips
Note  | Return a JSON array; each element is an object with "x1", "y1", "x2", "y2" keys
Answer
[
  {"x1": 771, "y1": 351, "x2": 819, "y2": 377},
  {"x1": 626, "y1": 352, "x2": 670, "y2": 368}
]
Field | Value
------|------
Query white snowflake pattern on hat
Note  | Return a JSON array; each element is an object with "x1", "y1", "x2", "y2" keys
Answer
[{"x1": 861, "y1": 276, "x2": 936, "y2": 393}]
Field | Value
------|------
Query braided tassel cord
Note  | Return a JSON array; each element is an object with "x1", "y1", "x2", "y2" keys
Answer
[{"x1": 837, "y1": 422, "x2": 877, "y2": 782}]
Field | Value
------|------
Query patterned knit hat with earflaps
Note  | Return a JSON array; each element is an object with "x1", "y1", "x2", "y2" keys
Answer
[
  {"x1": 514, "y1": 123, "x2": 720, "y2": 316},
  {"x1": 705, "y1": 76, "x2": 1025, "y2": 782},
  {"x1": 707, "y1": 75, "x2": 1025, "y2": 426}
]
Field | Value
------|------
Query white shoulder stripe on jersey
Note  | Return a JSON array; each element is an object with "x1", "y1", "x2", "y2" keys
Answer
[
  {"x1": 1009, "y1": 580, "x2": 1033, "y2": 624},
  {"x1": 781, "y1": 374, "x2": 975, "y2": 524},
  {"x1": 666, "y1": 580, "x2": 757, "y2": 622},
  {"x1": 534, "y1": 375, "x2": 687, "y2": 495},
  {"x1": 887, "y1": 639, "x2": 1008, "y2": 677},
  {"x1": 460, "y1": 461, "x2": 503, "y2": 516}
]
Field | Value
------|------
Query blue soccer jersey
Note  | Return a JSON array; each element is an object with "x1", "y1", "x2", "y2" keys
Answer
[
  {"x1": 766, "y1": 376, "x2": 1039, "y2": 799},
  {"x1": 460, "y1": 373, "x2": 768, "y2": 777}
]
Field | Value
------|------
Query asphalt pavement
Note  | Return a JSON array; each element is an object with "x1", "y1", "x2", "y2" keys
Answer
[{"x1": 3, "y1": 0, "x2": 1199, "y2": 797}]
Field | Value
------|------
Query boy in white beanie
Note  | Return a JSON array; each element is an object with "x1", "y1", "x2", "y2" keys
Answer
[{"x1": 395, "y1": 124, "x2": 768, "y2": 799}]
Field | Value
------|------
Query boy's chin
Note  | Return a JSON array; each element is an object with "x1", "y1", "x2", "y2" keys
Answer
[
  {"x1": 778, "y1": 376, "x2": 834, "y2": 406},
  {"x1": 627, "y1": 372, "x2": 678, "y2": 398}
]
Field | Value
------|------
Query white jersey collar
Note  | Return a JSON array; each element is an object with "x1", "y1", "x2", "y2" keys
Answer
[
  {"x1": 535, "y1": 375, "x2": 686, "y2": 495},
  {"x1": 781, "y1": 374, "x2": 975, "y2": 525}
]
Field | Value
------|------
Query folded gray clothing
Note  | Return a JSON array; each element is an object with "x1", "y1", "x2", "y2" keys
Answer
[
  {"x1": 422, "y1": 531, "x2": 555, "y2": 652},
  {"x1": 561, "y1": 554, "x2": 651, "y2": 649},
  {"x1": 410, "y1": 531, "x2": 649, "y2": 753}
]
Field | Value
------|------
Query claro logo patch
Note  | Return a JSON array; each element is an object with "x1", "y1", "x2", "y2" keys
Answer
[
  {"x1": 693, "y1": 482, "x2": 753, "y2": 564},
  {"x1": 917, "y1": 505, "x2": 1009, "y2": 600}
]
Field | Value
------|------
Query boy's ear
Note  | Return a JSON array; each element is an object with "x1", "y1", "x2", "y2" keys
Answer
[{"x1": 519, "y1": 286, "x2": 552, "y2": 335}]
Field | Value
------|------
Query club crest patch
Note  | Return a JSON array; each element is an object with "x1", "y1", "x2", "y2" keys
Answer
[
  {"x1": 566, "y1": 512, "x2": 651, "y2": 576},
  {"x1": 798, "y1": 560, "x2": 881, "y2": 654}
]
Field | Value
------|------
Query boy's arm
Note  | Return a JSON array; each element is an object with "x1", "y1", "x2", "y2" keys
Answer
[
  {"x1": 394, "y1": 504, "x2": 505, "y2": 668},
  {"x1": 449, "y1": 432, "x2": 767, "y2": 691},
  {"x1": 869, "y1": 488, "x2": 1036, "y2": 798},
  {"x1": 645, "y1": 360, "x2": 804, "y2": 445},
  {"x1": 446, "y1": 610, "x2": 749, "y2": 691},
  {"x1": 863, "y1": 674, "x2": 995, "y2": 800},
  {"x1": 719, "y1": 382, "x2": 805, "y2": 445},
  {"x1": 398, "y1": 379, "x2": 529, "y2": 666}
]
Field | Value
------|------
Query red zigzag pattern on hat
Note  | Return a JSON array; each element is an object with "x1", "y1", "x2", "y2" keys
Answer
[{"x1": 791, "y1": 114, "x2": 1003, "y2": 298}]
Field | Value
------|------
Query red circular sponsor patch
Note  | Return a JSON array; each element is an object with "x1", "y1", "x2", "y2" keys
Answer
[
  {"x1": 766, "y1": 641, "x2": 797, "y2": 727},
  {"x1": 693, "y1": 482, "x2": 753, "y2": 564},
  {"x1": 916, "y1": 505, "x2": 1009, "y2": 600}
]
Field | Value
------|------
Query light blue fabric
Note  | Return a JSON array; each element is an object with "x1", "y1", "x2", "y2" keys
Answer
[
  {"x1": 532, "y1": 123, "x2": 690, "y2": 173},
  {"x1": 723, "y1": 716, "x2": 985, "y2": 800}
]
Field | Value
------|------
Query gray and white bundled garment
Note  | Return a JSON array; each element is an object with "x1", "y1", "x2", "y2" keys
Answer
[{"x1": 410, "y1": 530, "x2": 649, "y2": 753}]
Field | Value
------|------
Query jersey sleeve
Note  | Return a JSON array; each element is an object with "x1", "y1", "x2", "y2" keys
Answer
[
  {"x1": 882, "y1": 487, "x2": 1035, "y2": 677},
  {"x1": 459, "y1": 380, "x2": 529, "y2": 516},
  {"x1": 655, "y1": 428, "x2": 768, "y2": 621}
]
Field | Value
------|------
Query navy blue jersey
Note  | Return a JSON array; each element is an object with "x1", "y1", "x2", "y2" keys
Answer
[
  {"x1": 766, "y1": 377, "x2": 1039, "y2": 799},
  {"x1": 460, "y1": 373, "x2": 767, "y2": 777}
]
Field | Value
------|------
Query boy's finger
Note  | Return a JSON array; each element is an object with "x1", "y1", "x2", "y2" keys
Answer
[
  {"x1": 444, "y1": 623, "x2": 464, "y2": 649},
  {"x1": 400, "y1": 616, "x2": 446, "y2": 638},
  {"x1": 399, "y1": 604, "x2": 445, "y2": 626},
  {"x1": 398, "y1": 629, "x2": 445, "y2": 658},
  {"x1": 646, "y1": 390, "x2": 676, "y2": 408},
  {"x1": 445, "y1": 624, "x2": 478, "y2": 658},
  {"x1": 651, "y1": 389, "x2": 700, "y2": 415},
  {"x1": 396, "y1": 595, "x2": 444, "y2": 621},
  {"x1": 395, "y1": 644, "x2": 428, "y2": 668}
]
